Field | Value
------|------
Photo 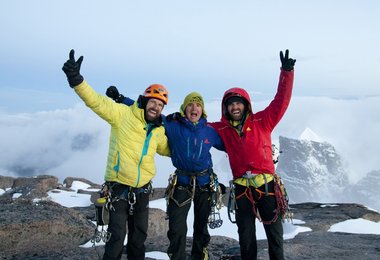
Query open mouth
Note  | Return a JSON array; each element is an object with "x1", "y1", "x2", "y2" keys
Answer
[
  {"x1": 190, "y1": 111, "x2": 198, "y2": 117},
  {"x1": 232, "y1": 110, "x2": 241, "y2": 115},
  {"x1": 148, "y1": 109, "x2": 158, "y2": 115}
]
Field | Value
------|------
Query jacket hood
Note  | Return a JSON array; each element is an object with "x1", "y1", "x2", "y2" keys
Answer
[{"x1": 221, "y1": 87, "x2": 252, "y2": 120}]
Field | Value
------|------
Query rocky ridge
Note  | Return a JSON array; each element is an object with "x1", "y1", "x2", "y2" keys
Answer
[{"x1": 1, "y1": 175, "x2": 379, "y2": 260}]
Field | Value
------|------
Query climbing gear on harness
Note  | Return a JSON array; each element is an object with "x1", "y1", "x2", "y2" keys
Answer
[
  {"x1": 165, "y1": 169, "x2": 225, "y2": 229},
  {"x1": 227, "y1": 180, "x2": 237, "y2": 224},
  {"x1": 91, "y1": 182, "x2": 153, "y2": 257},
  {"x1": 165, "y1": 173, "x2": 193, "y2": 209},
  {"x1": 95, "y1": 184, "x2": 110, "y2": 226},
  {"x1": 208, "y1": 172, "x2": 223, "y2": 229},
  {"x1": 91, "y1": 225, "x2": 111, "y2": 244},
  {"x1": 128, "y1": 191, "x2": 136, "y2": 215},
  {"x1": 227, "y1": 172, "x2": 292, "y2": 224},
  {"x1": 228, "y1": 172, "x2": 275, "y2": 223},
  {"x1": 112, "y1": 182, "x2": 152, "y2": 215},
  {"x1": 91, "y1": 183, "x2": 112, "y2": 258},
  {"x1": 165, "y1": 169, "x2": 210, "y2": 208},
  {"x1": 273, "y1": 173, "x2": 293, "y2": 222},
  {"x1": 233, "y1": 172, "x2": 274, "y2": 189},
  {"x1": 165, "y1": 173, "x2": 177, "y2": 217},
  {"x1": 272, "y1": 144, "x2": 281, "y2": 164}
]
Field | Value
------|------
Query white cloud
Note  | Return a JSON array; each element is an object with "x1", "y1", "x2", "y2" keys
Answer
[{"x1": 0, "y1": 96, "x2": 379, "y2": 187}]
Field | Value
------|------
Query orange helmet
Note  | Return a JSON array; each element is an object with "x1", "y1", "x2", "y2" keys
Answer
[{"x1": 143, "y1": 84, "x2": 169, "y2": 105}]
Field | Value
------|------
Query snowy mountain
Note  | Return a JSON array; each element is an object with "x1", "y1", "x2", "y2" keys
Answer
[
  {"x1": 276, "y1": 132, "x2": 380, "y2": 212},
  {"x1": 343, "y1": 170, "x2": 380, "y2": 212},
  {"x1": 276, "y1": 135, "x2": 349, "y2": 203},
  {"x1": 298, "y1": 127, "x2": 323, "y2": 143}
]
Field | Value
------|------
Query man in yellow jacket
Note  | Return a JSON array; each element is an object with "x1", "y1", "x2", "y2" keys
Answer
[{"x1": 62, "y1": 49, "x2": 170, "y2": 260}]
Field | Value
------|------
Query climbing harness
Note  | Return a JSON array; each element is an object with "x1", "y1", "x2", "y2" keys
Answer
[
  {"x1": 227, "y1": 172, "x2": 292, "y2": 224},
  {"x1": 165, "y1": 169, "x2": 208, "y2": 208},
  {"x1": 226, "y1": 144, "x2": 292, "y2": 224},
  {"x1": 228, "y1": 172, "x2": 275, "y2": 223},
  {"x1": 235, "y1": 172, "x2": 276, "y2": 224},
  {"x1": 90, "y1": 182, "x2": 153, "y2": 252},
  {"x1": 165, "y1": 173, "x2": 193, "y2": 209},
  {"x1": 165, "y1": 169, "x2": 224, "y2": 229},
  {"x1": 113, "y1": 182, "x2": 152, "y2": 216}
]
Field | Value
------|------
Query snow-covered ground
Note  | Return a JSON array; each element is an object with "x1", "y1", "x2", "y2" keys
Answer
[{"x1": 6, "y1": 180, "x2": 379, "y2": 260}]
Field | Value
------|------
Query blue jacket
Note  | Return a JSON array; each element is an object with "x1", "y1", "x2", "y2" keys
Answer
[
  {"x1": 165, "y1": 116, "x2": 224, "y2": 186},
  {"x1": 121, "y1": 97, "x2": 224, "y2": 186}
]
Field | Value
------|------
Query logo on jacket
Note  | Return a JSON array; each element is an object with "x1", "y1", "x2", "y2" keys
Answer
[
  {"x1": 246, "y1": 127, "x2": 252, "y2": 131},
  {"x1": 204, "y1": 139, "x2": 210, "y2": 144}
]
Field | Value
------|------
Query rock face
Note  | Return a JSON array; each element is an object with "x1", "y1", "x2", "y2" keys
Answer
[
  {"x1": 276, "y1": 136, "x2": 380, "y2": 213},
  {"x1": 1, "y1": 175, "x2": 380, "y2": 260},
  {"x1": 0, "y1": 200, "x2": 94, "y2": 257},
  {"x1": 277, "y1": 136, "x2": 349, "y2": 203}
]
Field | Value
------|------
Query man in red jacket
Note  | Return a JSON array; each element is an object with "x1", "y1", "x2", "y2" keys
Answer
[{"x1": 210, "y1": 50, "x2": 295, "y2": 260}]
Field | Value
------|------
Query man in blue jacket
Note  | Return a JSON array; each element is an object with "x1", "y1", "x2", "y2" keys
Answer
[{"x1": 106, "y1": 88, "x2": 225, "y2": 260}]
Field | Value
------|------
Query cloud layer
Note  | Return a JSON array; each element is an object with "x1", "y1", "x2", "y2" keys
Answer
[{"x1": 0, "y1": 96, "x2": 378, "y2": 186}]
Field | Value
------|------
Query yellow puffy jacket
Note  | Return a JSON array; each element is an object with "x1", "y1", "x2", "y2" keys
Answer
[{"x1": 74, "y1": 81, "x2": 170, "y2": 188}]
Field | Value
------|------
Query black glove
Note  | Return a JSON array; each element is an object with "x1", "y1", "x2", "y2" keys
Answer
[
  {"x1": 280, "y1": 49, "x2": 296, "y2": 71},
  {"x1": 106, "y1": 86, "x2": 125, "y2": 103},
  {"x1": 62, "y1": 49, "x2": 84, "y2": 87},
  {"x1": 165, "y1": 112, "x2": 181, "y2": 122}
]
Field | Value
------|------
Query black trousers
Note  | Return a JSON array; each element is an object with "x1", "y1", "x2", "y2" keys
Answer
[
  {"x1": 235, "y1": 181, "x2": 284, "y2": 260},
  {"x1": 103, "y1": 185, "x2": 150, "y2": 260},
  {"x1": 167, "y1": 186, "x2": 211, "y2": 260}
]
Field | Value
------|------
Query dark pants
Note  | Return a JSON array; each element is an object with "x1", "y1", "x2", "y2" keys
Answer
[
  {"x1": 167, "y1": 186, "x2": 211, "y2": 260},
  {"x1": 235, "y1": 181, "x2": 284, "y2": 260},
  {"x1": 103, "y1": 184, "x2": 150, "y2": 260}
]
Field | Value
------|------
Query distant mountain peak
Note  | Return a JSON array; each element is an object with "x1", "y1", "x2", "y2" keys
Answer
[
  {"x1": 277, "y1": 135, "x2": 348, "y2": 203},
  {"x1": 298, "y1": 127, "x2": 323, "y2": 142}
]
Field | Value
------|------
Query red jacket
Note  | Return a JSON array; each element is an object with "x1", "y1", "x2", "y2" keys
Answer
[{"x1": 209, "y1": 69, "x2": 294, "y2": 179}]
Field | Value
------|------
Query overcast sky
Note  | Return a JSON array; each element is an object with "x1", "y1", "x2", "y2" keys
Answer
[
  {"x1": 0, "y1": 1, "x2": 379, "y2": 113},
  {"x1": 0, "y1": 1, "x2": 379, "y2": 187}
]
